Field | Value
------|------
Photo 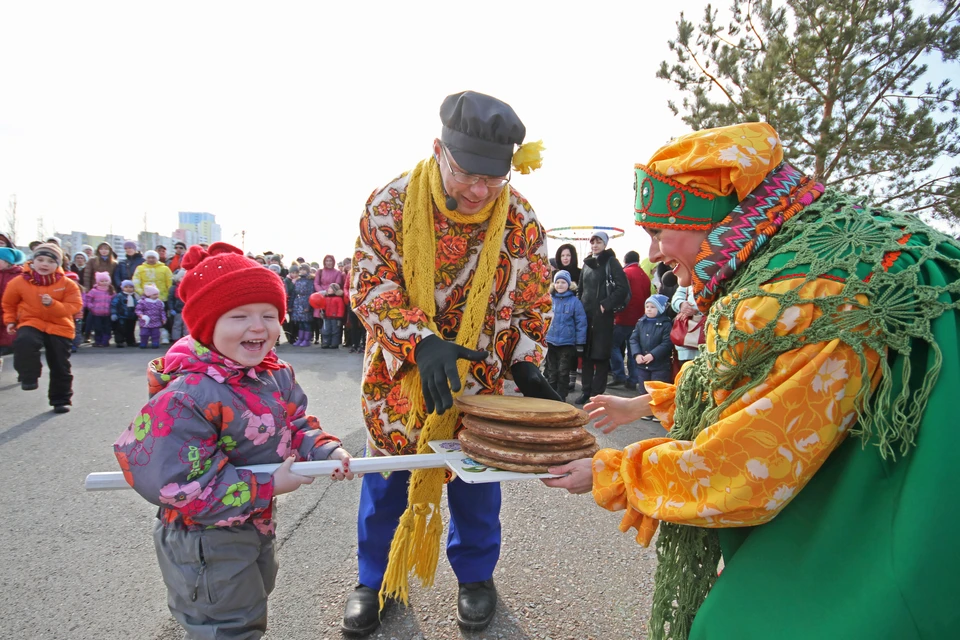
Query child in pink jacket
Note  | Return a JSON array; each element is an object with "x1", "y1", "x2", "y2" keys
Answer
[{"x1": 114, "y1": 242, "x2": 354, "y2": 638}]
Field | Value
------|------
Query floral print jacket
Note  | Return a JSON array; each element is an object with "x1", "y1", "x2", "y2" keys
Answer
[
  {"x1": 351, "y1": 170, "x2": 552, "y2": 456},
  {"x1": 113, "y1": 337, "x2": 341, "y2": 535}
]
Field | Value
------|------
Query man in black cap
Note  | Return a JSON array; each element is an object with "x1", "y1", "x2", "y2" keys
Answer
[{"x1": 344, "y1": 91, "x2": 557, "y2": 636}]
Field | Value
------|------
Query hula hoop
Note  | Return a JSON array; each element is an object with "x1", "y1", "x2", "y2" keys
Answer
[{"x1": 545, "y1": 225, "x2": 625, "y2": 242}]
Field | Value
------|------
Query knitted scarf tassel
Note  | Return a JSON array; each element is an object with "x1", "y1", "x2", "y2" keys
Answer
[{"x1": 379, "y1": 157, "x2": 510, "y2": 609}]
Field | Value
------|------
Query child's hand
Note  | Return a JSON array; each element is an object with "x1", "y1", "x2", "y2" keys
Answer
[
  {"x1": 328, "y1": 447, "x2": 356, "y2": 481},
  {"x1": 5, "y1": 323, "x2": 15, "y2": 334},
  {"x1": 272, "y1": 455, "x2": 315, "y2": 495},
  {"x1": 40, "y1": 294, "x2": 53, "y2": 306},
  {"x1": 110, "y1": 314, "x2": 118, "y2": 322}
]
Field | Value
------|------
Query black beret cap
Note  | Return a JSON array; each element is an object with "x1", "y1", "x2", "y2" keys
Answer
[{"x1": 440, "y1": 91, "x2": 525, "y2": 177}]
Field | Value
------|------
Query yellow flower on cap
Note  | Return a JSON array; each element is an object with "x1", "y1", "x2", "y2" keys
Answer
[{"x1": 635, "y1": 123, "x2": 784, "y2": 230}]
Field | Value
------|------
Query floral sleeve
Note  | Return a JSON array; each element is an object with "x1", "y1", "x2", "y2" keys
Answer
[
  {"x1": 593, "y1": 277, "x2": 881, "y2": 545},
  {"x1": 506, "y1": 210, "x2": 552, "y2": 368},
  {"x1": 114, "y1": 390, "x2": 274, "y2": 527},
  {"x1": 350, "y1": 184, "x2": 431, "y2": 378}
]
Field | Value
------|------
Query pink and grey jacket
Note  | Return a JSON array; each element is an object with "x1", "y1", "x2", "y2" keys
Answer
[
  {"x1": 113, "y1": 336, "x2": 342, "y2": 535},
  {"x1": 84, "y1": 286, "x2": 114, "y2": 317}
]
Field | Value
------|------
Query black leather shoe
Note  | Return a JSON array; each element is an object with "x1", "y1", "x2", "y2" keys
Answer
[
  {"x1": 574, "y1": 394, "x2": 590, "y2": 405},
  {"x1": 457, "y1": 579, "x2": 496, "y2": 631},
  {"x1": 52, "y1": 405, "x2": 70, "y2": 414},
  {"x1": 607, "y1": 378, "x2": 625, "y2": 388},
  {"x1": 21, "y1": 381, "x2": 39, "y2": 391},
  {"x1": 341, "y1": 585, "x2": 387, "y2": 637}
]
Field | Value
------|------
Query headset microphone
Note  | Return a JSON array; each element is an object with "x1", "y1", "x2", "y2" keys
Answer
[{"x1": 436, "y1": 152, "x2": 459, "y2": 211}]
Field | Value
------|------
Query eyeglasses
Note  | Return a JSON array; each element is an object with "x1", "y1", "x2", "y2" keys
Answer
[{"x1": 439, "y1": 145, "x2": 510, "y2": 188}]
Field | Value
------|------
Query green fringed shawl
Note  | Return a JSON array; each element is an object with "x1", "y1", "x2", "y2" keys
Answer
[{"x1": 650, "y1": 189, "x2": 960, "y2": 640}]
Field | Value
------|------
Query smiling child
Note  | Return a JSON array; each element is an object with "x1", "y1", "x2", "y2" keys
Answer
[{"x1": 113, "y1": 242, "x2": 354, "y2": 638}]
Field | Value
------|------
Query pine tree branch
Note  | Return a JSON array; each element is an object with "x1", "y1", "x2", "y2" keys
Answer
[
  {"x1": 680, "y1": 41, "x2": 746, "y2": 115},
  {"x1": 823, "y1": 39, "x2": 939, "y2": 179},
  {"x1": 745, "y1": 0, "x2": 765, "y2": 51},
  {"x1": 873, "y1": 174, "x2": 957, "y2": 207},
  {"x1": 829, "y1": 166, "x2": 899, "y2": 186},
  {"x1": 904, "y1": 201, "x2": 949, "y2": 214}
]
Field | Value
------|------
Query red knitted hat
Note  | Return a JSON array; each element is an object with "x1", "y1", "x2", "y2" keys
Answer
[{"x1": 177, "y1": 242, "x2": 287, "y2": 346}]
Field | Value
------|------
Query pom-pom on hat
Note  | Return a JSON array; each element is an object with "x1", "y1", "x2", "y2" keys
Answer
[
  {"x1": 95, "y1": 271, "x2": 111, "y2": 284},
  {"x1": 144, "y1": 284, "x2": 160, "y2": 296},
  {"x1": 32, "y1": 242, "x2": 63, "y2": 263},
  {"x1": 647, "y1": 294, "x2": 669, "y2": 315},
  {"x1": 0, "y1": 247, "x2": 26, "y2": 265},
  {"x1": 553, "y1": 270, "x2": 572, "y2": 285},
  {"x1": 177, "y1": 242, "x2": 287, "y2": 347},
  {"x1": 440, "y1": 91, "x2": 543, "y2": 177},
  {"x1": 635, "y1": 123, "x2": 784, "y2": 231}
]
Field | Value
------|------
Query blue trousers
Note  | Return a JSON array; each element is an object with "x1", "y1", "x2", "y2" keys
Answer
[
  {"x1": 357, "y1": 469, "x2": 501, "y2": 590},
  {"x1": 609, "y1": 324, "x2": 639, "y2": 384}
]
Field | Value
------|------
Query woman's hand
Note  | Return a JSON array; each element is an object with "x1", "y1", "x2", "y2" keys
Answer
[
  {"x1": 599, "y1": 304, "x2": 606, "y2": 314},
  {"x1": 541, "y1": 458, "x2": 594, "y2": 494},
  {"x1": 328, "y1": 447, "x2": 356, "y2": 481},
  {"x1": 584, "y1": 394, "x2": 652, "y2": 434},
  {"x1": 272, "y1": 456, "x2": 315, "y2": 495},
  {"x1": 679, "y1": 301, "x2": 696, "y2": 318}
]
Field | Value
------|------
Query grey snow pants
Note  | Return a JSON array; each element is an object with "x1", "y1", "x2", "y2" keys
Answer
[{"x1": 154, "y1": 521, "x2": 278, "y2": 639}]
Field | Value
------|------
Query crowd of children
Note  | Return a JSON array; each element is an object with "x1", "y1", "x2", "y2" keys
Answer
[
  {"x1": 0, "y1": 232, "x2": 363, "y2": 418},
  {"x1": 545, "y1": 246, "x2": 677, "y2": 405}
]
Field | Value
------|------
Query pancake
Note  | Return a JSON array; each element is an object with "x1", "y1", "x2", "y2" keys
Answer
[
  {"x1": 458, "y1": 430, "x2": 600, "y2": 467},
  {"x1": 454, "y1": 394, "x2": 588, "y2": 427},
  {"x1": 461, "y1": 414, "x2": 594, "y2": 448}
]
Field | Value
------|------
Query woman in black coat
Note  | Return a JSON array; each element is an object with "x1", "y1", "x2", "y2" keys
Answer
[{"x1": 576, "y1": 232, "x2": 629, "y2": 404}]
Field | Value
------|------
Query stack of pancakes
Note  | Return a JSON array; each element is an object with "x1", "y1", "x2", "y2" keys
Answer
[{"x1": 453, "y1": 395, "x2": 599, "y2": 473}]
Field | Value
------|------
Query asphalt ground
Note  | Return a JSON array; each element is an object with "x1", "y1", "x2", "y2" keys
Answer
[{"x1": 0, "y1": 343, "x2": 663, "y2": 639}]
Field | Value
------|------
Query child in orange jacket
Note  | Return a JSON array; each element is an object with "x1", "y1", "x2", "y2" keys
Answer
[{"x1": 1, "y1": 243, "x2": 83, "y2": 413}]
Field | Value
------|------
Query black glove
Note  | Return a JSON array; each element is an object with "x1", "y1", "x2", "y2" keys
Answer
[
  {"x1": 511, "y1": 361, "x2": 563, "y2": 402},
  {"x1": 414, "y1": 335, "x2": 487, "y2": 415}
]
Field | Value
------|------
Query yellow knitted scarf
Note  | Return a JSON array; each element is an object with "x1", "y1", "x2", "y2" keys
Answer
[{"x1": 379, "y1": 157, "x2": 510, "y2": 608}]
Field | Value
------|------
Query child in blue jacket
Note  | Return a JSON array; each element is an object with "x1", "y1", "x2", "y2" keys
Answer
[
  {"x1": 544, "y1": 270, "x2": 587, "y2": 401},
  {"x1": 629, "y1": 294, "x2": 673, "y2": 389}
]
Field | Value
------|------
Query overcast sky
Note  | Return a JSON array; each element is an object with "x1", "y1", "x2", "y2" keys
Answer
[{"x1": 1, "y1": 1, "x2": 952, "y2": 263}]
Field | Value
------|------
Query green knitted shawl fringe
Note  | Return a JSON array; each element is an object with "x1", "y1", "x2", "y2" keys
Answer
[{"x1": 649, "y1": 190, "x2": 960, "y2": 640}]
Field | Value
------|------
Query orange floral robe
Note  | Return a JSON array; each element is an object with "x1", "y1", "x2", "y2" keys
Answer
[
  {"x1": 351, "y1": 171, "x2": 552, "y2": 456},
  {"x1": 593, "y1": 277, "x2": 881, "y2": 544}
]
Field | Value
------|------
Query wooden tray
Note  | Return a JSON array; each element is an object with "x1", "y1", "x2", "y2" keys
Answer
[
  {"x1": 454, "y1": 395, "x2": 588, "y2": 427},
  {"x1": 461, "y1": 414, "x2": 594, "y2": 447},
  {"x1": 459, "y1": 430, "x2": 600, "y2": 467}
]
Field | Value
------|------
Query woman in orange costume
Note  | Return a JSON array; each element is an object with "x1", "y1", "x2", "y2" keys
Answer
[{"x1": 545, "y1": 123, "x2": 960, "y2": 640}]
